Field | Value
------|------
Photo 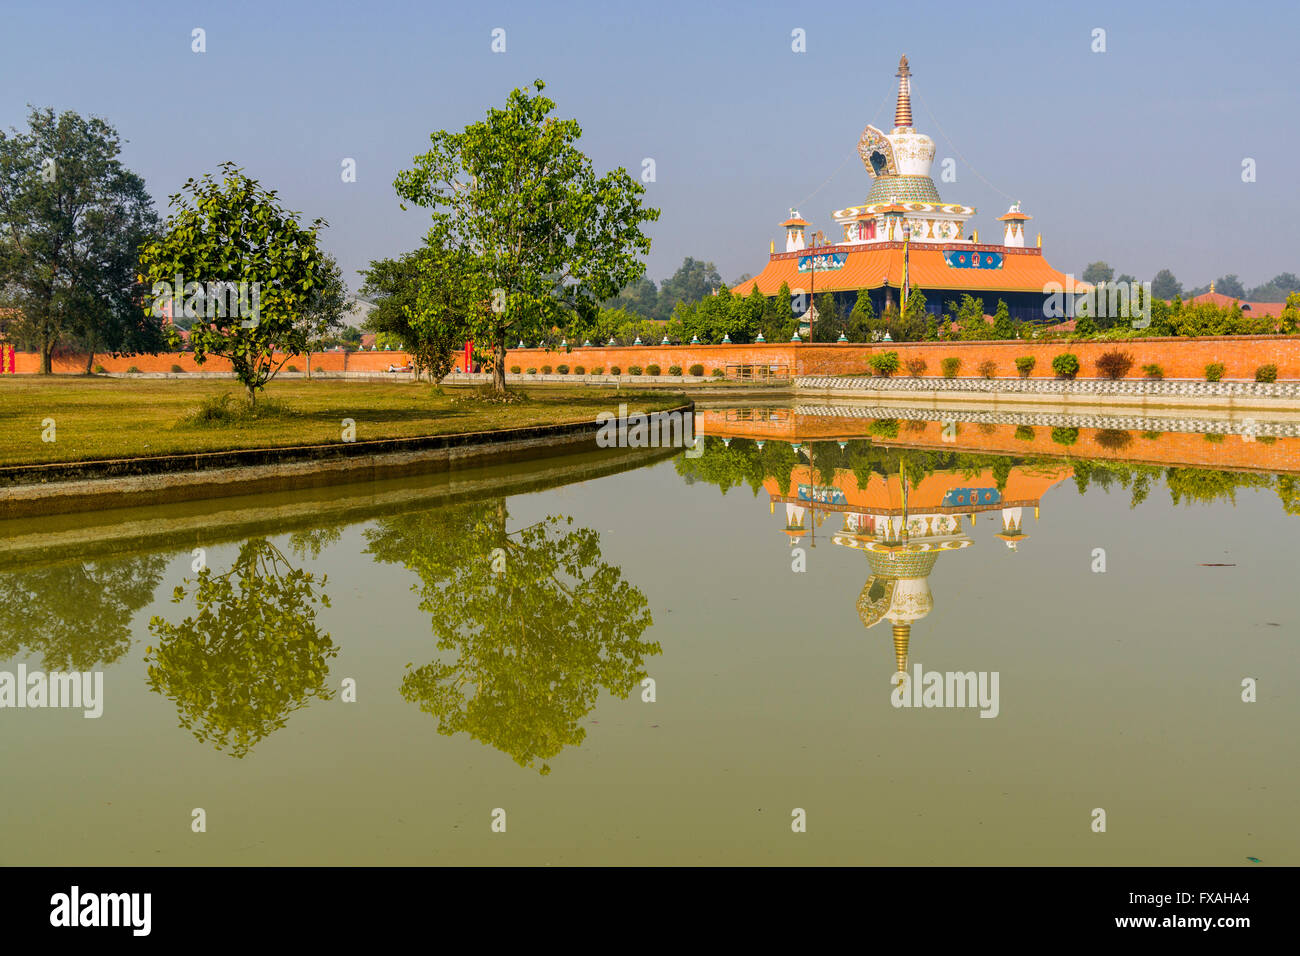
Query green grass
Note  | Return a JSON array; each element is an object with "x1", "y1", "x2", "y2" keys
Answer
[{"x1": 0, "y1": 377, "x2": 685, "y2": 467}]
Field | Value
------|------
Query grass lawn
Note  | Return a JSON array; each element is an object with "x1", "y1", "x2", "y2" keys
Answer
[{"x1": 0, "y1": 377, "x2": 685, "y2": 467}]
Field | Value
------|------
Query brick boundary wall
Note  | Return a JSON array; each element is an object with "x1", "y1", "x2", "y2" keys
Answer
[{"x1": 5, "y1": 335, "x2": 1300, "y2": 380}]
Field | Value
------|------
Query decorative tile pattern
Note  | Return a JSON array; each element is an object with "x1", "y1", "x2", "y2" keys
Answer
[{"x1": 795, "y1": 376, "x2": 1300, "y2": 399}]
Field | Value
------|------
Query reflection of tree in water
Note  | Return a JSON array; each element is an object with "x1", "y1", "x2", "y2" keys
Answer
[
  {"x1": 365, "y1": 500, "x2": 658, "y2": 775},
  {"x1": 146, "y1": 537, "x2": 335, "y2": 758},
  {"x1": 0, "y1": 555, "x2": 167, "y2": 669}
]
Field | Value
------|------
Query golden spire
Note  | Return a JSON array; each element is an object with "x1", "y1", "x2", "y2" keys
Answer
[
  {"x1": 892, "y1": 622, "x2": 910, "y2": 675},
  {"x1": 894, "y1": 55, "x2": 913, "y2": 129},
  {"x1": 1210, "y1": 280, "x2": 1216, "y2": 293}
]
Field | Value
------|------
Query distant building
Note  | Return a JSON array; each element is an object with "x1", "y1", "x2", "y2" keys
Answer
[{"x1": 734, "y1": 56, "x2": 1084, "y2": 323}]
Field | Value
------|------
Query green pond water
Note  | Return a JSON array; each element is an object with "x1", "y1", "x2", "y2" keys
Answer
[{"x1": 1, "y1": 404, "x2": 1297, "y2": 865}]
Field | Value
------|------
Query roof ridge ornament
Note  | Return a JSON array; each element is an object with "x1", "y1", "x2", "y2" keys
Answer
[{"x1": 894, "y1": 54, "x2": 913, "y2": 129}]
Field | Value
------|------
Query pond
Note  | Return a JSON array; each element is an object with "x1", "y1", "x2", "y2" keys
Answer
[{"x1": 1, "y1": 401, "x2": 1296, "y2": 865}]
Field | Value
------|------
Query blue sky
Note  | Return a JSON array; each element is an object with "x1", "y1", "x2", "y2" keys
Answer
[{"x1": 2, "y1": 0, "x2": 1296, "y2": 294}]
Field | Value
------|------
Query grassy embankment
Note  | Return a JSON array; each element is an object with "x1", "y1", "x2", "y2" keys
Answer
[{"x1": 0, "y1": 377, "x2": 684, "y2": 467}]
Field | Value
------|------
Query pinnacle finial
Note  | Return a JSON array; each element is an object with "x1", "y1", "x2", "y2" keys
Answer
[{"x1": 894, "y1": 55, "x2": 913, "y2": 128}]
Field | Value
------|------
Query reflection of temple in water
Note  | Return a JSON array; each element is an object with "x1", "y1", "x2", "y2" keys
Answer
[{"x1": 766, "y1": 459, "x2": 1071, "y2": 673}]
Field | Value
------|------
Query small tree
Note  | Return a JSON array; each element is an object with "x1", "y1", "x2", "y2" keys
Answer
[
  {"x1": 1095, "y1": 349, "x2": 1134, "y2": 380},
  {"x1": 1256, "y1": 364, "x2": 1278, "y2": 383},
  {"x1": 991, "y1": 300, "x2": 1014, "y2": 339},
  {"x1": 139, "y1": 163, "x2": 328, "y2": 407},
  {"x1": 977, "y1": 359, "x2": 997, "y2": 379},
  {"x1": 1015, "y1": 356, "x2": 1036, "y2": 378},
  {"x1": 869, "y1": 351, "x2": 900, "y2": 377},
  {"x1": 941, "y1": 357, "x2": 961, "y2": 378},
  {"x1": 1205, "y1": 362, "x2": 1225, "y2": 382},
  {"x1": 905, "y1": 357, "x2": 927, "y2": 377},
  {"x1": 1051, "y1": 353, "x2": 1080, "y2": 379}
]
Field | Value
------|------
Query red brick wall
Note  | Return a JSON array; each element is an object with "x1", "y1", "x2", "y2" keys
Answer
[
  {"x1": 507, "y1": 336, "x2": 1300, "y2": 380},
  {"x1": 6, "y1": 335, "x2": 1300, "y2": 379}
]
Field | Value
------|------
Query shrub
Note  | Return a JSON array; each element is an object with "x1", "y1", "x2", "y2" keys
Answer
[
  {"x1": 711, "y1": 368, "x2": 724, "y2": 378},
  {"x1": 510, "y1": 365, "x2": 521, "y2": 374},
  {"x1": 609, "y1": 365, "x2": 621, "y2": 375},
  {"x1": 171, "y1": 363, "x2": 185, "y2": 373},
  {"x1": 1205, "y1": 362, "x2": 1225, "y2": 382},
  {"x1": 574, "y1": 365, "x2": 585, "y2": 375},
  {"x1": 93, "y1": 364, "x2": 107, "y2": 373},
  {"x1": 1051, "y1": 353, "x2": 1080, "y2": 379},
  {"x1": 977, "y1": 360, "x2": 997, "y2": 379},
  {"x1": 1141, "y1": 363, "x2": 1163, "y2": 380},
  {"x1": 1014, "y1": 425, "x2": 1035, "y2": 441},
  {"x1": 556, "y1": 363, "x2": 569, "y2": 375},
  {"x1": 646, "y1": 363, "x2": 661, "y2": 376},
  {"x1": 288, "y1": 364, "x2": 301, "y2": 373},
  {"x1": 591, "y1": 366, "x2": 604, "y2": 375},
  {"x1": 1203, "y1": 432, "x2": 1225, "y2": 443},
  {"x1": 1141, "y1": 430, "x2": 1163, "y2": 440},
  {"x1": 869, "y1": 351, "x2": 900, "y2": 377},
  {"x1": 629, "y1": 365, "x2": 643, "y2": 376},
  {"x1": 689, "y1": 363, "x2": 704, "y2": 376},
  {"x1": 1050, "y1": 426, "x2": 1079, "y2": 446},
  {"x1": 526, "y1": 367, "x2": 537, "y2": 375},
  {"x1": 541, "y1": 364, "x2": 553, "y2": 375},
  {"x1": 940, "y1": 357, "x2": 961, "y2": 378},
  {"x1": 1014, "y1": 356, "x2": 1036, "y2": 378},
  {"x1": 127, "y1": 366, "x2": 141, "y2": 374},
  {"x1": 1256, "y1": 364, "x2": 1278, "y2": 383},
  {"x1": 1094, "y1": 428, "x2": 1132, "y2": 450},
  {"x1": 1095, "y1": 349, "x2": 1134, "y2": 380},
  {"x1": 867, "y1": 418, "x2": 900, "y2": 439},
  {"x1": 905, "y1": 358, "x2": 927, "y2": 377},
  {"x1": 668, "y1": 365, "x2": 682, "y2": 376},
  {"x1": 978, "y1": 422, "x2": 996, "y2": 434}
]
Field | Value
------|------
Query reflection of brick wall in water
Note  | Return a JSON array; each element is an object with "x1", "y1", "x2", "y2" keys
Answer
[{"x1": 700, "y1": 411, "x2": 1300, "y2": 473}]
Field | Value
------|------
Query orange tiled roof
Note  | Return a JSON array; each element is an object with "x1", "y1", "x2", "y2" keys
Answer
[
  {"x1": 1182, "y1": 291, "x2": 1285, "y2": 318},
  {"x1": 781, "y1": 217, "x2": 810, "y2": 227},
  {"x1": 732, "y1": 243, "x2": 1082, "y2": 296}
]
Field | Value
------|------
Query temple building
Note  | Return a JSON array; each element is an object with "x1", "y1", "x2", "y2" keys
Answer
[
  {"x1": 734, "y1": 56, "x2": 1082, "y2": 323},
  {"x1": 764, "y1": 459, "x2": 1071, "y2": 674}
]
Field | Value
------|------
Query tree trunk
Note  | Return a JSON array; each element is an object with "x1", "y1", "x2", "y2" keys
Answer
[
  {"x1": 248, "y1": 385, "x2": 257, "y2": 409},
  {"x1": 84, "y1": 351, "x2": 95, "y2": 375},
  {"x1": 41, "y1": 341, "x2": 53, "y2": 375},
  {"x1": 306, "y1": 352, "x2": 312, "y2": 380},
  {"x1": 492, "y1": 340, "x2": 507, "y2": 395}
]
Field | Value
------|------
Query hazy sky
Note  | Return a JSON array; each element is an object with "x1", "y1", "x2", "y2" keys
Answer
[{"x1": 2, "y1": 0, "x2": 1296, "y2": 294}]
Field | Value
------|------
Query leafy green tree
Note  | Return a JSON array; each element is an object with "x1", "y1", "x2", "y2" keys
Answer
[
  {"x1": 1248, "y1": 272, "x2": 1300, "y2": 303},
  {"x1": 0, "y1": 554, "x2": 166, "y2": 669},
  {"x1": 761, "y1": 281, "x2": 798, "y2": 343},
  {"x1": 302, "y1": 252, "x2": 347, "y2": 376},
  {"x1": 657, "y1": 257, "x2": 722, "y2": 317},
  {"x1": 365, "y1": 501, "x2": 659, "y2": 774},
  {"x1": 393, "y1": 80, "x2": 658, "y2": 395},
  {"x1": 811, "y1": 291, "x2": 844, "y2": 341},
  {"x1": 605, "y1": 275, "x2": 659, "y2": 320},
  {"x1": 1082, "y1": 261, "x2": 1114, "y2": 285},
  {"x1": 146, "y1": 538, "x2": 336, "y2": 758},
  {"x1": 991, "y1": 299, "x2": 1014, "y2": 339},
  {"x1": 848, "y1": 289, "x2": 876, "y2": 342},
  {"x1": 0, "y1": 107, "x2": 162, "y2": 373},
  {"x1": 1278, "y1": 292, "x2": 1300, "y2": 333},
  {"x1": 139, "y1": 162, "x2": 329, "y2": 407},
  {"x1": 1151, "y1": 268, "x2": 1182, "y2": 300}
]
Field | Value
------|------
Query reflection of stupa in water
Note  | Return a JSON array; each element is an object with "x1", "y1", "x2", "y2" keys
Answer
[{"x1": 767, "y1": 460, "x2": 1070, "y2": 672}]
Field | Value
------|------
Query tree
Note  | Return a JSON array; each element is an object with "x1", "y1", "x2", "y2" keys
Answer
[
  {"x1": 1214, "y1": 274, "x2": 1246, "y2": 299},
  {"x1": 359, "y1": 248, "x2": 464, "y2": 380},
  {"x1": 848, "y1": 289, "x2": 876, "y2": 342},
  {"x1": 1278, "y1": 292, "x2": 1300, "y2": 334},
  {"x1": 991, "y1": 299, "x2": 1014, "y2": 339},
  {"x1": 146, "y1": 538, "x2": 336, "y2": 758},
  {"x1": 1248, "y1": 272, "x2": 1300, "y2": 303},
  {"x1": 139, "y1": 162, "x2": 329, "y2": 407},
  {"x1": 365, "y1": 500, "x2": 659, "y2": 774},
  {"x1": 657, "y1": 257, "x2": 722, "y2": 317},
  {"x1": 762, "y1": 281, "x2": 799, "y2": 343},
  {"x1": 811, "y1": 292, "x2": 843, "y2": 341},
  {"x1": 301, "y1": 252, "x2": 347, "y2": 377},
  {"x1": 1151, "y1": 268, "x2": 1182, "y2": 299},
  {"x1": 0, "y1": 107, "x2": 161, "y2": 373},
  {"x1": 605, "y1": 275, "x2": 659, "y2": 320},
  {"x1": 394, "y1": 80, "x2": 658, "y2": 396},
  {"x1": 1082, "y1": 261, "x2": 1114, "y2": 285}
]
